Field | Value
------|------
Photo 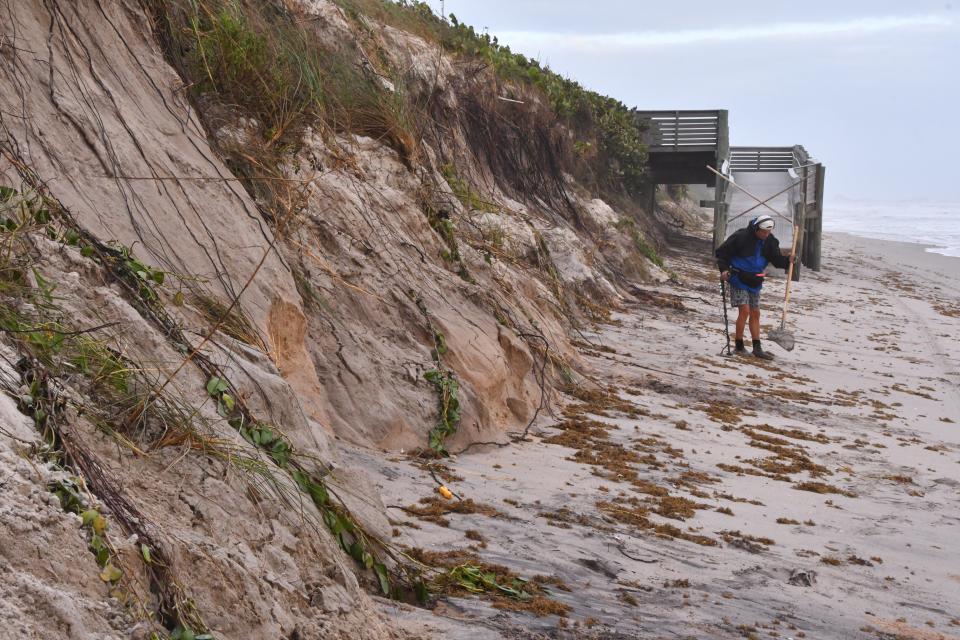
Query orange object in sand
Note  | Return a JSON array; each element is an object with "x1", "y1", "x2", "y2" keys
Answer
[{"x1": 438, "y1": 486, "x2": 453, "y2": 500}]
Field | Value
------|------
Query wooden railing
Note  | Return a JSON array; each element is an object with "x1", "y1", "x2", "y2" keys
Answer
[
  {"x1": 729, "y1": 146, "x2": 795, "y2": 172},
  {"x1": 634, "y1": 110, "x2": 724, "y2": 152}
]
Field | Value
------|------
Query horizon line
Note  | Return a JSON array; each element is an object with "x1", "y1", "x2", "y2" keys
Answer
[{"x1": 492, "y1": 14, "x2": 954, "y2": 51}]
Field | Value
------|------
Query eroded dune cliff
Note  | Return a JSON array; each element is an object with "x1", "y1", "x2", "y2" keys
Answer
[{"x1": 0, "y1": 1, "x2": 670, "y2": 637}]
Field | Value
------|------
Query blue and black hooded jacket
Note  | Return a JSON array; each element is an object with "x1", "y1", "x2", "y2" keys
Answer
[{"x1": 715, "y1": 217, "x2": 791, "y2": 292}]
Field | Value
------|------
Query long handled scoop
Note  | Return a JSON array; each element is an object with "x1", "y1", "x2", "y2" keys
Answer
[{"x1": 768, "y1": 224, "x2": 801, "y2": 351}]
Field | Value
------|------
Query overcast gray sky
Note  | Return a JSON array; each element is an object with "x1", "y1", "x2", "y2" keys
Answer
[{"x1": 422, "y1": 1, "x2": 959, "y2": 202}]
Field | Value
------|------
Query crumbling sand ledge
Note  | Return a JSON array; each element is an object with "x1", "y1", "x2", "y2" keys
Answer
[{"x1": 364, "y1": 231, "x2": 960, "y2": 639}]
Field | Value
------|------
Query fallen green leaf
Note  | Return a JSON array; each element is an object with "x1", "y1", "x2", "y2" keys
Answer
[
  {"x1": 374, "y1": 563, "x2": 392, "y2": 596},
  {"x1": 99, "y1": 563, "x2": 122, "y2": 583},
  {"x1": 205, "y1": 377, "x2": 228, "y2": 397},
  {"x1": 80, "y1": 509, "x2": 99, "y2": 528}
]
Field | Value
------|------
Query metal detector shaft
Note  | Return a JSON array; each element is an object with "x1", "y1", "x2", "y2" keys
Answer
[{"x1": 721, "y1": 278, "x2": 732, "y2": 356}]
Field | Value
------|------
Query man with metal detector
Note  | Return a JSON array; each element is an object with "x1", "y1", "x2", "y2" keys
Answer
[{"x1": 716, "y1": 214, "x2": 794, "y2": 360}]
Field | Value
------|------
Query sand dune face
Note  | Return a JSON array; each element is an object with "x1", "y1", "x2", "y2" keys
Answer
[
  {"x1": 0, "y1": 2, "x2": 660, "y2": 637},
  {"x1": 368, "y1": 232, "x2": 960, "y2": 639}
]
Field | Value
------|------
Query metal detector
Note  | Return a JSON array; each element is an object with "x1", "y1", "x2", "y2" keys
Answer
[{"x1": 720, "y1": 279, "x2": 733, "y2": 357}]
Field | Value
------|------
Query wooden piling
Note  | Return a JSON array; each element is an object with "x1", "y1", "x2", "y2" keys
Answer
[
  {"x1": 808, "y1": 164, "x2": 825, "y2": 271},
  {"x1": 712, "y1": 110, "x2": 729, "y2": 249}
]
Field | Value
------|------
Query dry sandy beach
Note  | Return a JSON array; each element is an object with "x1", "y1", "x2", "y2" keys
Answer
[{"x1": 352, "y1": 230, "x2": 960, "y2": 639}]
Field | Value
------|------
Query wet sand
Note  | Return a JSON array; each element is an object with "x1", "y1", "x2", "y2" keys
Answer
[{"x1": 360, "y1": 231, "x2": 960, "y2": 639}]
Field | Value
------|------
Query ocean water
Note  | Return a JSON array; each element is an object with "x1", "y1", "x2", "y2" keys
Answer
[{"x1": 824, "y1": 199, "x2": 960, "y2": 258}]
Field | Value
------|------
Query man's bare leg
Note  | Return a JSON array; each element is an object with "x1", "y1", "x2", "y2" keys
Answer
[
  {"x1": 735, "y1": 305, "x2": 749, "y2": 340},
  {"x1": 749, "y1": 308, "x2": 761, "y2": 340},
  {"x1": 734, "y1": 305, "x2": 749, "y2": 353}
]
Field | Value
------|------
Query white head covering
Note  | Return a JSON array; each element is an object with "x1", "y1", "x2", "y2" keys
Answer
[{"x1": 755, "y1": 214, "x2": 775, "y2": 230}]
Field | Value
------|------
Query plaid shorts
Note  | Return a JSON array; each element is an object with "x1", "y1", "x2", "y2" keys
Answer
[{"x1": 729, "y1": 285, "x2": 760, "y2": 309}]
